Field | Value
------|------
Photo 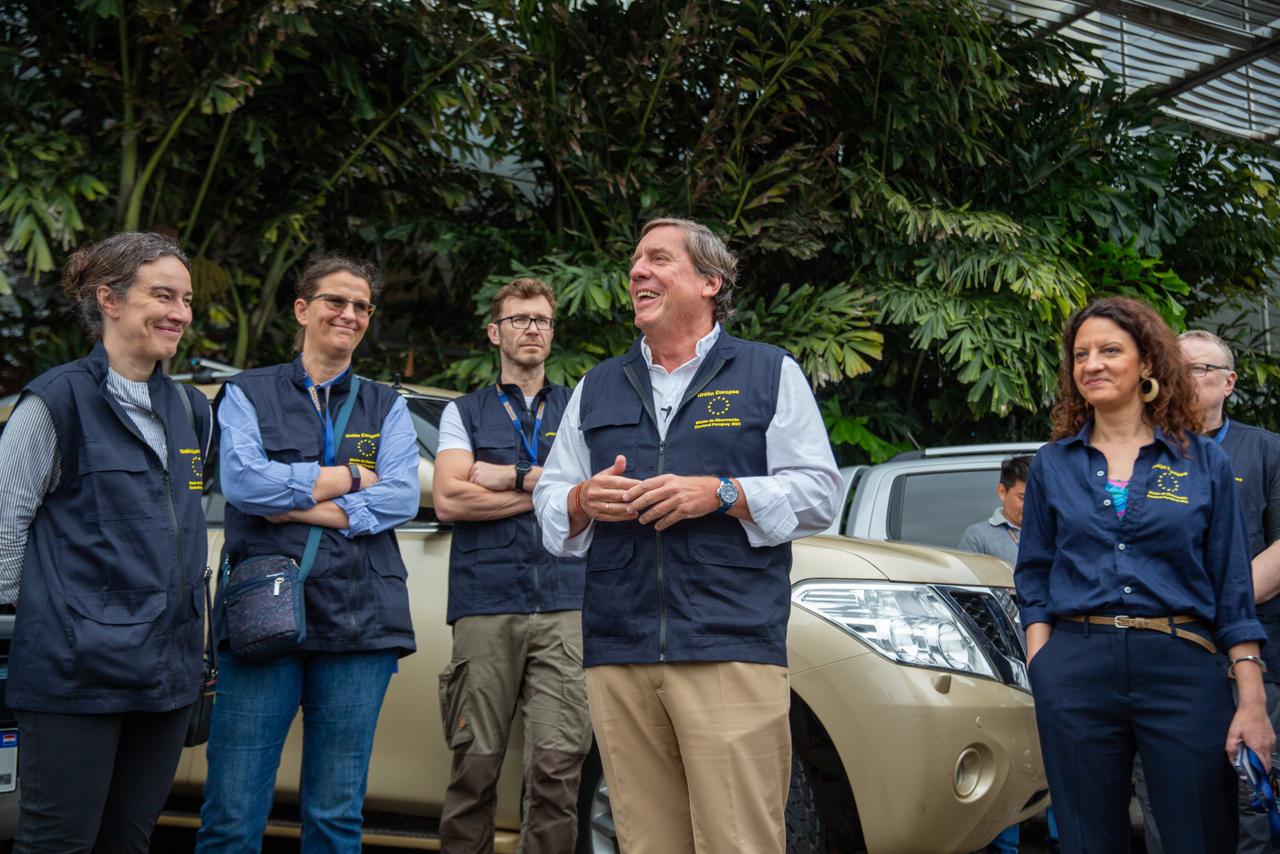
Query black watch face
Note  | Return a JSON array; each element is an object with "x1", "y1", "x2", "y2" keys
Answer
[{"x1": 516, "y1": 461, "x2": 532, "y2": 473}]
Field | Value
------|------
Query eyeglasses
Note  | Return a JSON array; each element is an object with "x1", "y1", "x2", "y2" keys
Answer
[
  {"x1": 495, "y1": 315, "x2": 555, "y2": 330},
  {"x1": 306, "y1": 293, "x2": 376, "y2": 317},
  {"x1": 1187, "y1": 362, "x2": 1231, "y2": 377}
]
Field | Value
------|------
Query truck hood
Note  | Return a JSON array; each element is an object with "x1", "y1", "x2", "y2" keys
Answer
[{"x1": 793, "y1": 534, "x2": 1015, "y2": 589}]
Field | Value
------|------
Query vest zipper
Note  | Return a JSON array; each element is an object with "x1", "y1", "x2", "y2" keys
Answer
[
  {"x1": 656, "y1": 438, "x2": 667, "y2": 662},
  {"x1": 163, "y1": 468, "x2": 183, "y2": 707},
  {"x1": 532, "y1": 514, "x2": 543, "y2": 612}
]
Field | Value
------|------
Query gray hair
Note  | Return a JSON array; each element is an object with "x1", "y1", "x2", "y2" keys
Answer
[
  {"x1": 1179, "y1": 329, "x2": 1235, "y2": 371},
  {"x1": 641, "y1": 218, "x2": 737, "y2": 323},
  {"x1": 60, "y1": 232, "x2": 190, "y2": 338}
]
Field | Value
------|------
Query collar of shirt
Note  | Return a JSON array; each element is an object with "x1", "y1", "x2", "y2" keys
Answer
[
  {"x1": 639, "y1": 324, "x2": 721, "y2": 440},
  {"x1": 988, "y1": 506, "x2": 1019, "y2": 531},
  {"x1": 1057, "y1": 419, "x2": 1181, "y2": 457},
  {"x1": 639, "y1": 323, "x2": 722, "y2": 375}
]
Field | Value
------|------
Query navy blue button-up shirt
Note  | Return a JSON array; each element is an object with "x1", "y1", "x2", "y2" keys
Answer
[{"x1": 1016, "y1": 422, "x2": 1265, "y2": 651}]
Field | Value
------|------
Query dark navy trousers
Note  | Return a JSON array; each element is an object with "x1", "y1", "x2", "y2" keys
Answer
[{"x1": 1029, "y1": 619, "x2": 1238, "y2": 853}]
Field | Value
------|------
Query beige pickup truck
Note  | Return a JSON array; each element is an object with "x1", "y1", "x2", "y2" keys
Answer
[{"x1": 0, "y1": 385, "x2": 1047, "y2": 853}]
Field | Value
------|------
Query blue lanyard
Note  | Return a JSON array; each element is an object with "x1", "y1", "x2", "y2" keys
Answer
[
  {"x1": 1214, "y1": 418, "x2": 1231, "y2": 445},
  {"x1": 303, "y1": 370, "x2": 349, "y2": 466},
  {"x1": 495, "y1": 385, "x2": 544, "y2": 461}
]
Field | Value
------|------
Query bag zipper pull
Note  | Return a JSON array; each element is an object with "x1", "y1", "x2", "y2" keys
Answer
[{"x1": 273, "y1": 576, "x2": 284, "y2": 596}]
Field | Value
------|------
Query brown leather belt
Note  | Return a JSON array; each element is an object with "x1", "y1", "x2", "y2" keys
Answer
[{"x1": 1059, "y1": 615, "x2": 1216, "y2": 655}]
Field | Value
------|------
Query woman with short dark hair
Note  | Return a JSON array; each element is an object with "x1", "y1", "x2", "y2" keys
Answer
[
  {"x1": 195, "y1": 255, "x2": 418, "y2": 853},
  {"x1": 0, "y1": 232, "x2": 210, "y2": 852},
  {"x1": 1017, "y1": 296, "x2": 1274, "y2": 852}
]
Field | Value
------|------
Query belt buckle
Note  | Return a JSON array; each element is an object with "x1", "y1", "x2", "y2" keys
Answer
[{"x1": 1113, "y1": 616, "x2": 1134, "y2": 628}]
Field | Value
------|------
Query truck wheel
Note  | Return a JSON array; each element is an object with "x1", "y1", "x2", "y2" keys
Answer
[
  {"x1": 786, "y1": 751, "x2": 827, "y2": 854},
  {"x1": 575, "y1": 741, "x2": 619, "y2": 854}
]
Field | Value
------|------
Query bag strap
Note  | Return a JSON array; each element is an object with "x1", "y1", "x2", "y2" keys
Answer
[
  {"x1": 173, "y1": 382, "x2": 219, "y2": 676},
  {"x1": 298, "y1": 374, "x2": 361, "y2": 584}
]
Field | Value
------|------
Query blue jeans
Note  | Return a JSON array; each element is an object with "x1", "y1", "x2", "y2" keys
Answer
[{"x1": 194, "y1": 650, "x2": 397, "y2": 854}]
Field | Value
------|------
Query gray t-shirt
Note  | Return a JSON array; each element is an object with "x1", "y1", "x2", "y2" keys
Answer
[{"x1": 958, "y1": 507, "x2": 1020, "y2": 566}]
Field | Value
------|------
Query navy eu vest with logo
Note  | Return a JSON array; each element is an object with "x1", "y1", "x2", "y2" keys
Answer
[
  {"x1": 217, "y1": 360, "x2": 415, "y2": 656},
  {"x1": 578, "y1": 333, "x2": 789, "y2": 668},
  {"x1": 447, "y1": 382, "x2": 585, "y2": 623},
  {"x1": 7, "y1": 341, "x2": 211, "y2": 713}
]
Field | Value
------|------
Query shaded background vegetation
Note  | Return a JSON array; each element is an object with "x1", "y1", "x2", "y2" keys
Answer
[{"x1": 3, "y1": 0, "x2": 1278, "y2": 461}]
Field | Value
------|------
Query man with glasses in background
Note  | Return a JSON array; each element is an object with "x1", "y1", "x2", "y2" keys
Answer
[
  {"x1": 1136, "y1": 329, "x2": 1280, "y2": 853},
  {"x1": 433, "y1": 278, "x2": 591, "y2": 853}
]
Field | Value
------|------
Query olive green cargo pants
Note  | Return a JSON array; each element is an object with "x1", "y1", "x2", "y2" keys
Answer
[{"x1": 438, "y1": 611, "x2": 592, "y2": 854}]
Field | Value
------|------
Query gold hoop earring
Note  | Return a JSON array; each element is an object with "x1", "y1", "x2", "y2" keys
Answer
[{"x1": 1140, "y1": 376, "x2": 1159, "y2": 403}]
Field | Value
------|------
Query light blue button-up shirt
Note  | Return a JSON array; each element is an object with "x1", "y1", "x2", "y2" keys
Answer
[{"x1": 218, "y1": 377, "x2": 420, "y2": 538}]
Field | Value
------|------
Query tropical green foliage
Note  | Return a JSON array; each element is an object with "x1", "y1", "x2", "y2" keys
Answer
[{"x1": 3, "y1": 0, "x2": 1278, "y2": 458}]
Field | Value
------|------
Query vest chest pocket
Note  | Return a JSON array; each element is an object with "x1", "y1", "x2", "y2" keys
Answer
[
  {"x1": 260, "y1": 425, "x2": 321, "y2": 463},
  {"x1": 65, "y1": 587, "x2": 168, "y2": 690},
  {"x1": 472, "y1": 428, "x2": 516, "y2": 465},
  {"x1": 580, "y1": 404, "x2": 642, "y2": 474},
  {"x1": 78, "y1": 441, "x2": 153, "y2": 523}
]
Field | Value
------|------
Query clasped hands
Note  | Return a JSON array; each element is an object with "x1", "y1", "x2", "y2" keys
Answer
[{"x1": 577, "y1": 455, "x2": 722, "y2": 530}]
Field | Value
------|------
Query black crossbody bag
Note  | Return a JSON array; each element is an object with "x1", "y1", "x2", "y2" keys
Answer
[{"x1": 220, "y1": 375, "x2": 361, "y2": 665}]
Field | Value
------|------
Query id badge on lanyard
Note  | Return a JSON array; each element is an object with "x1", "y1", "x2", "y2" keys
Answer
[
  {"x1": 304, "y1": 371, "x2": 349, "y2": 466},
  {"x1": 495, "y1": 385, "x2": 545, "y2": 461}
]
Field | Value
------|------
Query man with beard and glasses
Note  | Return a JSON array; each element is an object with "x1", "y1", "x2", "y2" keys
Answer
[{"x1": 434, "y1": 278, "x2": 591, "y2": 853}]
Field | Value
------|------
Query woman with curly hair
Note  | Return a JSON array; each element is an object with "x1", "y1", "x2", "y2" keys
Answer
[{"x1": 1016, "y1": 296, "x2": 1274, "y2": 852}]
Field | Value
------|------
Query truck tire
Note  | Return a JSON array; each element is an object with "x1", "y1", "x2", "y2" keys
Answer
[{"x1": 786, "y1": 751, "x2": 828, "y2": 854}]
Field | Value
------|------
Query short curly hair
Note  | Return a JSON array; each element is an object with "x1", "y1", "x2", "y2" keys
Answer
[{"x1": 1049, "y1": 296, "x2": 1201, "y2": 451}]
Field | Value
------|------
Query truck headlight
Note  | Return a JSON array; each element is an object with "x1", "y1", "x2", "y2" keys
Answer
[{"x1": 793, "y1": 581, "x2": 996, "y2": 678}]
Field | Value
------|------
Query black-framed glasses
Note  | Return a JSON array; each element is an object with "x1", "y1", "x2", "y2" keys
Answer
[
  {"x1": 496, "y1": 315, "x2": 555, "y2": 330},
  {"x1": 307, "y1": 293, "x2": 376, "y2": 317},
  {"x1": 1188, "y1": 362, "x2": 1231, "y2": 377}
]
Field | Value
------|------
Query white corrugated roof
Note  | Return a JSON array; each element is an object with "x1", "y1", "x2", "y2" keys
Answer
[{"x1": 984, "y1": 1, "x2": 1280, "y2": 144}]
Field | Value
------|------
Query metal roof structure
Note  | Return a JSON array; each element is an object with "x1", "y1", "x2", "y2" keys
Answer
[{"x1": 983, "y1": 1, "x2": 1280, "y2": 145}]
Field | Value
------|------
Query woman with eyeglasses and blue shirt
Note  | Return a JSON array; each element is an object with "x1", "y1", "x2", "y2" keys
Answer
[
  {"x1": 1016, "y1": 296, "x2": 1274, "y2": 853},
  {"x1": 195, "y1": 255, "x2": 420, "y2": 853}
]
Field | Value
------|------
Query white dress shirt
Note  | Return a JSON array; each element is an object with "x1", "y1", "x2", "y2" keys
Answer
[{"x1": 533, "y1": 325, "x2": 842, "y2": 556}]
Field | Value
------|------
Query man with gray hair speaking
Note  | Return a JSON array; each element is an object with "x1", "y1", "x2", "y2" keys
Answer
[{"x1": 533, "y1": 217, "x2": 841, "y2": 853}]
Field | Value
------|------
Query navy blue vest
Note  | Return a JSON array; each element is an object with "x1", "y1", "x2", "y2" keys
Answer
[
  {"x1": 578, "y1": 333, "x2": 790, "y2": 667},
  {"x1": 7, "y1": 342, "x2": 211, "y2": 713},
  {"x1": 447, "y1": 382, "x2": 585, "y2": 623},
  {"x1": 217, "y1": 360, "x2": 415, "y2": 656}
]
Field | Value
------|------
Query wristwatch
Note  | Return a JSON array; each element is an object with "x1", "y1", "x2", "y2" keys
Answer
[
  {"x1": 715, "y1": 476, "x2": 739, "y2": 513},
  {"x1": 347, "y1": 463, "x2": 362, "y2": 494},
  {"x1": 515, "y1": 460, "x2": 532, "y2": 492}
]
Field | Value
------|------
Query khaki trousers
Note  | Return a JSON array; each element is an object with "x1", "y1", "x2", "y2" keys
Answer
[
  {"x1": 438, "y1": 611, "x2": 592, "y2": 854},
  {"x1": 585, "y1": 661, "x2": 790, "y2": 854}
]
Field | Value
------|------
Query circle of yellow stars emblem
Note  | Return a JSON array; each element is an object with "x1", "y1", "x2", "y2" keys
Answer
[
  {"x1": 191, "y1": 455, "x2": 203, "y2": 476},
  {"x1": 1155, "y1": 470, "x2": 1180, "y2": 493},
  {"x1": 357, "y1": 438, "x2": 377, "y2": 457},
  {"x1": 707, "y1": 395, "x2": 731, "y2": 416}
]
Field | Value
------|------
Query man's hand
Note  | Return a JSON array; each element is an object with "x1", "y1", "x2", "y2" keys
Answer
[
  {"x1": 624, "y1": 474, "x2": 721, "y2": 531},
  {"x1": 469, "y1": 460, "x2": 515, "y2": 492},
  {"x1": 580, "y1": 456, "x2": 642, "y2": 522}
]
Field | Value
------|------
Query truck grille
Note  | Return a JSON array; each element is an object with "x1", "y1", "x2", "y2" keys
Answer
[{"x1": 938, "y1": 587, "x2": 1029, "y2": 690}]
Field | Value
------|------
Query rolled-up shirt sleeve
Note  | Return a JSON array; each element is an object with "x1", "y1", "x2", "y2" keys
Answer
[
  {"x1": 1208, "y1": 449, "x2": 1268, "y2": 649},
  {"x1": 218, "y1": 383, "x2": 320, "y2": 515},
  {"x1": 1014, "y1": 456, "x2": 1054, "y2": 628},
  {"x1": 332, "y1": 396, "x2": 419, "y2": 537},
  {"x1": 534, "y1": 380, "x2": 595, "y2": 557},
  {"x1": 736, "y1": 358, "x2": 841, "y2": 546}
]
